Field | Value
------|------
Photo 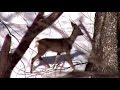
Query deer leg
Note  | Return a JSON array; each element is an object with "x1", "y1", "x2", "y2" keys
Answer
[
  {"x1": 53, "y1": 53, "x2": 61, "y2": 69},
  {"x1": 66, "y1": 51, "x2": 75, "y2": 70},
  {"x1": 30, "y1": 50, "x2": 46, "y2": 73},
  {"x1": 31, "y1": 54, "x2": 41, "y2": 73}
]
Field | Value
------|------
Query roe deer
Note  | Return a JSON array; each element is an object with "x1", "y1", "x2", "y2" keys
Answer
[{"x1": 30, "y1": 21, "x2": 84, "y2": 73}]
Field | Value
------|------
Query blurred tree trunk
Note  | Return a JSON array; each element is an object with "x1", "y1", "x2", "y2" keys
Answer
[
  {"x1": 0, "y1": 35, "x2": 11, "y2": 78},
  {"x1": 0, "y1": 12, "x2": 63, "y2": 78},
  {"x1": 86, "y1": 12, "x2": 119, "y2": 74}
]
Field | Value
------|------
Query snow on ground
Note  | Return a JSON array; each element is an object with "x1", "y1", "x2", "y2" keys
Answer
[{"x1": 0, "y1": 12, "x2": 95, "y2": 78}]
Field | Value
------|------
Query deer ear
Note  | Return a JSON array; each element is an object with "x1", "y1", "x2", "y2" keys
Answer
[{"x1": 71, "y1": 22, "x2": 77, "y2": 27}]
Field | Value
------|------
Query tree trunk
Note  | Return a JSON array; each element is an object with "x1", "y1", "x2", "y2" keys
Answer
[
  {"x1": 117, "y1": 12, "x2": 120, "y2": 71},
  {"x1": 0, "y1": 34, "x2": 12, "y2": 78},
  {"x1": 86, "y1": 12, "x2": 119, "y2": 74}
]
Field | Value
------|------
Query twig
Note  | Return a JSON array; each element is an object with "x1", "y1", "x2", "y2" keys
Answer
[{"x1": 0, "y1": 19, "x2": 19, "y2": 42}]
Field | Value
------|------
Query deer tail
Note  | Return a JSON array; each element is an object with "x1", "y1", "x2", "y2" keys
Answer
[{"x1": 34, "y1": 41, "x2": 39, "y2": 48}]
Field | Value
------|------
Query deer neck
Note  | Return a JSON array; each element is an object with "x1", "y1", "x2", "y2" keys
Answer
[{"x1": 69, "y1": 30, "x2": 79, "y2": 44}]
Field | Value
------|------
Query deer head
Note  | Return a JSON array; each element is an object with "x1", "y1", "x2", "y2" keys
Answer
[{"x1": 71, "y1": 21, "x2": 84, "y2": 36}]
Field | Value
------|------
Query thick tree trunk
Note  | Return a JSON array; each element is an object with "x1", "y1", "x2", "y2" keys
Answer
[
  {"x1": 0, "y1": 34, "x2": 11, "y2": 78},
  {"x1": 117, "y1": 12, "x2": 120, "y2": 71},
  {"x1": 86, "y1": 12, "x2": 119, "y2": 74}
]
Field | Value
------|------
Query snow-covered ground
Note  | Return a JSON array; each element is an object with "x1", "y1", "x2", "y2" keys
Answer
[{"x1": 0, "y1": 12, "x2": 95, "y2": 78}]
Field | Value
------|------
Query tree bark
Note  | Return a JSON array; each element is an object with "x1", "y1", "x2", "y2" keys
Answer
[
  {"x1": 117, "y1": 12, "x2": 120, "y2": 71},
  {"x1": 86, "y1": 12, "x2": 119, "y2": 74}
]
